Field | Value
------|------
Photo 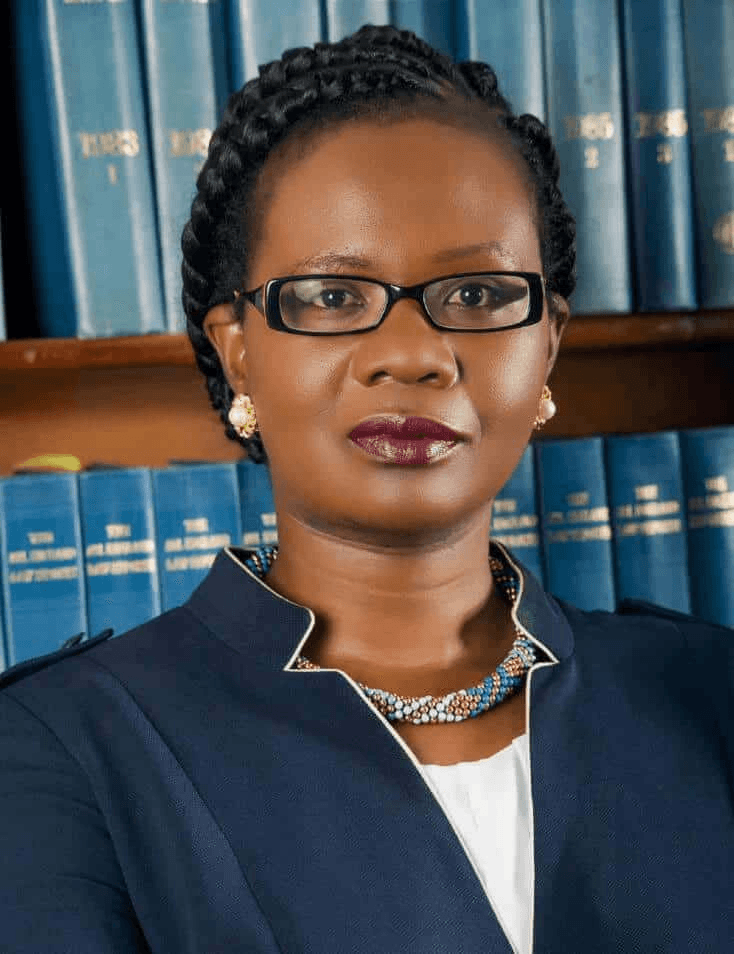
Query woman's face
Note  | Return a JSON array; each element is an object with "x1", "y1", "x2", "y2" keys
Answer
[{"x1": 206, "y1": 116, "x2": 567, "y2": 547}]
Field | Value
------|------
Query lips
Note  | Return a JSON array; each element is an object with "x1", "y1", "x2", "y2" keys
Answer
[{"x1": 349, "y1": 416, "x2": 462, "y2": 442}]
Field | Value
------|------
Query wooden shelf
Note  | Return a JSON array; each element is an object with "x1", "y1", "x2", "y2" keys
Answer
[
  {"x1": 0, "y1": 333, "x2": 195, "y2": 371},
  {"x1": 1, "y1": 310, "x2": 734, "y2": 370},
  {"x1": 562, "y1": 310, "x2": 734, "y2": 350}
]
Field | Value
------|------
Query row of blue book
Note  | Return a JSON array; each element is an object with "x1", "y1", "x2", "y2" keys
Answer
[
  {"x1": 0, "y1": 458, "x2": 278, "y2": 671},
  {"x1": 5, "y1": 0, "x2": 733, "y2": 347},
  {"x1": 1, "y1": 424, "x2": 733, "y2": 672}
]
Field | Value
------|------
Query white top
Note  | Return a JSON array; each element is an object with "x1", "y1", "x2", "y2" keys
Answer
[{"x1": 422, "y1": 733, "x2": 533, "y2": 954}]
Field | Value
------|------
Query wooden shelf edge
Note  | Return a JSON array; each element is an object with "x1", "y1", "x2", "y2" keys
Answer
[
  {"x1": 564, "y1": 311, "x2": 734, "y2": 350},
  {"x1": 1, "y1": 311, "x2": 734, "y2": 370},
  {"x1": 0, "y1": 333, "x2": 196, "y2": 371}
]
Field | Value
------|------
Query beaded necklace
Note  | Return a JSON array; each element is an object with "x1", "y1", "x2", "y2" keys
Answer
[{"x1": 243, "y1": 544, "x2": 537, "y2": 725}]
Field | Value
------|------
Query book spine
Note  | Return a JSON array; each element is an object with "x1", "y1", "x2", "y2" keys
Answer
[
  {"x1": 78, "y1": 468, "x2": 161, "y2": 637},
  {"x1": 491, "y1": 444, "x2": 545, "y2": 585},
  {"x1": 139, "y1": 0, "x2": 229, "y2": 333},
  {"x1": 391, "y1": 0, "x2": 455, "y2": 57},
  {"x1": 542, "y1": 0, "x2": 633, "y2": 314},
  {"x1": 0, "y1": 558, "x2": 7, "y2": 671},
  {"x1": 455, "y1": 0, "x2": 546, "y2": 120},
  {"x1": 0, "y1": 474, "x2": 87, "y2": 667},
  {"x1": 229, "y1": 0, "x2": 323, "y2": 89},
  {"x1": 621, "y1": 0, "x2": 698, "y2": 311},
  {"x1": 535, "y1": 436, "x2": 617, "y2": 611},
  {"x1": 323, "y1": 0, "x2": 391, "y2": 42},
  {"x1": 681, "y1": 0, "x2": 734, "y2": 307},
  {"x1": 604, "y1": 431, "x2": 691, "y2": 612},
  {"x1": 152, "y1": 463, "x2": 243, "y2": 611},
  {"x1": 236, "y1": 459, "x2": 279, "y2": 549},
  {"x1": 679, "y1": 426, "x2": 734, "y2": 628},
  {"x1": 14, "y1": 0, "x2": 165, "y2": 338}
]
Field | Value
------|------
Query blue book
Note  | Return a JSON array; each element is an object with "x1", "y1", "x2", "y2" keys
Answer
[
  {"x1": 604, "y1": 431, "x2": 691, "y2": 612},
  {"x1": 152, "y1": 463, "x2": 243, "y2": 611},
  {"x1": 621, "y1": 0, "x2": 697, "y2": 311},
  {"x1": 12, "y1": 0, "x2": 165, "y2": 338},
  {"x1": 542, "y1": 0, "x2": 633, "y2": 314},
  {"x1": 139, "y1": 0, "x2": 229, "y2": 333},
  {"x1": 455, "y1": 0, "x2": 546, "y2": 119},
  {"x1": 491, "y1": 444, "x2": 545, "y2": 584},
  {"x1": 323, "y1": 1, "x2": 390, "y2": 41},
  {"x1": 78, "y1": 468, "x2": 161, "y2": 637},
  {"x1": 391, "y1": 0, "x2": 454, "y2": 56},
  {"x1": 229, "y1": 0, "x2": 323, "y2": 88},
  {"x1": 681, "y1": 0, "x2": 734, "y2": 307},
  {"x1": 0, "y1": 474, "x2": 86, "y2": 667},
  {"x1": 0, "y1": 561, "x2": 7, "y2": 671},
  {"x1": 679, "y1": 426, "x2": 734, "y2": 628},
  {"x1": 535, "y1": 437, "x2": 616, "y2": 611},
  {"x1": 236, "y1": 459, "x2": 278, "y2": 548}
]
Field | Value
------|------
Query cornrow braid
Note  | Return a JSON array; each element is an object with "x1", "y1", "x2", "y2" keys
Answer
[{"x1": 181, "y1": 23, "x2": 576, "y2": 465}]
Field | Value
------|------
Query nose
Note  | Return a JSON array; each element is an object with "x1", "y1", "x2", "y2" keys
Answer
[{"x1": 352, "y1": 296, "x2": 460, "y2": 388}]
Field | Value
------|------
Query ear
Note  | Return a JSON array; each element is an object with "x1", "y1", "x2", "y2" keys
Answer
[
  {"x1": 203, "y1": 303, "x2": 250, "y2": 394},
  {"x1": 545, "y1": 292, "x2": 570, "y2": 376}
]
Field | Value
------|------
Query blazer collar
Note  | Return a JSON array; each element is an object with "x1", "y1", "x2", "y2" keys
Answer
[{"x1": 185, "y1": 542, "x2": 574, "y2": 671}]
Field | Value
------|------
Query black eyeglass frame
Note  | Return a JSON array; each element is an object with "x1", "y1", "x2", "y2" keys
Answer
[{"x1": 235, "y1": 271, "x2": 546, "y2": 335}]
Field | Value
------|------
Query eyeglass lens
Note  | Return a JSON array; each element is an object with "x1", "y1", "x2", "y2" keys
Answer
[{"x1": 277, "y1": 275, "x2": 532, "y2": 333}]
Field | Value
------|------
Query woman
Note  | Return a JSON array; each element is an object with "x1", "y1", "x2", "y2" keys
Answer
[{"x1": 1, "y1": 24, "x2": 732, "y2": 954}]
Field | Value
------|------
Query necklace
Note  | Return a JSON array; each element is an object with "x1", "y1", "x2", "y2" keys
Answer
[{"x1": 243, "y1": 544, "x2": 537, "y2": 725}]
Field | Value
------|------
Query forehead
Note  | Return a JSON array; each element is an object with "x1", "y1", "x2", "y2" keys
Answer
[{"x1": 248, "y1": 116, "x2": 541, "y2": 279}]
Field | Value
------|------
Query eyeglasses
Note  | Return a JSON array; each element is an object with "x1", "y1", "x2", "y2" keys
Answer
[{"x1": 234, "y1": 271, "x2": 545, "y2": 335}]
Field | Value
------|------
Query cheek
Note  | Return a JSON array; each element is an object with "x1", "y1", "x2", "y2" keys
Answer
[
  {"x1": 246, "y1": 329, "x2": 340, "y2": 425},
  {"x1": 473, "y1": 334, "x2": 548, "y2": 426}
]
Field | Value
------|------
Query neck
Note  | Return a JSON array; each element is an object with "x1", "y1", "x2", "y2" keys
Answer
[{"x1": 253, "y1": 518, "x2": 511, "y2": 673}]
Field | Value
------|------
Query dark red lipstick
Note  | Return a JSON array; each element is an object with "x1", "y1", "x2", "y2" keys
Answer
[{"x1": 348, "y1": 416, "x2": 463, "y2": 465}]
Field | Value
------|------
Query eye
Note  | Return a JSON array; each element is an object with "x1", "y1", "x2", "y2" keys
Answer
[
  {"x1": 291, "y1": 279, "x2": 365, "y2": 310},
  {"x1": 445, "y1": 281, "x2": 503, "y2": 308}
]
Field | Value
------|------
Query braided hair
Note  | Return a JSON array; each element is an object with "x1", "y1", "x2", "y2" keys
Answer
[{"x1": 181, "y1": 24, "x2": 576, "y2": 465}]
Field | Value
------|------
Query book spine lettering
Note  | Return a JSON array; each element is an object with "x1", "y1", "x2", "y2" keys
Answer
[
  {"x1": 0, "y1": 474, "x2": 87, "y2": 667},
  {"x1": 535, "y1": 437, "x2": 617, "y2": 611},
  {"x1": 604, "y1": 431, "x2": 691, "y2": 612},
  {"x1": 621, "y1": 0, "x2": 697, "y2": 310},
  {"x1": 16, "y1": 0, "x2": 165, "y2": 337},
  {"x1": 79, "y1": 468, "x2": 161, "y2": 636},
  {"x1": 680, "y1": 426, "x2": 734, "y2": 628},
  {"x1": 542, "y1": 0, "x2": 633, "y2": 313},
  {"x1": 682, "y1": 0, "x2": 734, "y2": 307},
  {"x1": 152, "y1": 463, "x2": 243, "y2": 611}
]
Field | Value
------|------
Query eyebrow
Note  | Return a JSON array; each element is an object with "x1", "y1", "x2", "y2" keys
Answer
[{"x1": 291, "y1": 243, "x2": 514, "y2": 273}]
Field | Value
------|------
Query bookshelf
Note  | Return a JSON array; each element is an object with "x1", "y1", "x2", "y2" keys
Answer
[{"x1": 1, "y1": 312, "x2": 733, "y2": 476}]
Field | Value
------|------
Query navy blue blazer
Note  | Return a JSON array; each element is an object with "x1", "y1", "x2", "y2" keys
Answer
[{"x1": 0, "y1": 542, "x2": 732, "y2": 953}]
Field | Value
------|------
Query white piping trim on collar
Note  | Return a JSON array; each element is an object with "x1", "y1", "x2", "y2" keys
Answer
[
  {"x1": 224, "y1": 547, "x2": 317, "y2": 671},
  {"x1": 491, "y1": 539, "x2": 560, "y2": 665}
]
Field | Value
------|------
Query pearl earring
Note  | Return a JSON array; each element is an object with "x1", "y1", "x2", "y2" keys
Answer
[
  {"x1": 228, "y1": 393, "x2": 258, "y2": 440},
  {"x1": 533, "y1": 385, "x2": 556, "y2": 430}
]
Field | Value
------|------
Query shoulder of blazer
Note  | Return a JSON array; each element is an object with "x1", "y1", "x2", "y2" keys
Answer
[
  {"x1": 616, "y1": 598, "x2": 733, "y2": 633},
  {"x1": 0, "y1": 629, "x2": 115, "y2": 691}
]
